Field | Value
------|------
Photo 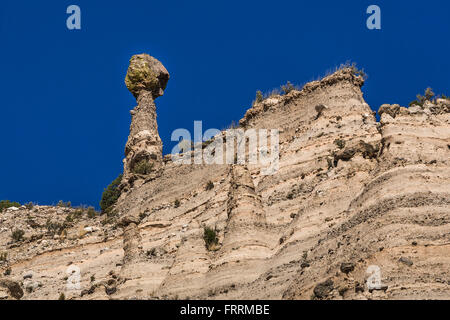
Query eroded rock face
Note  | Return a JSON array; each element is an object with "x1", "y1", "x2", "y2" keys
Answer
[
  {"x1": 122, "y1": 54, "x2": 169, "y2": 184},
  {"x1": 1, "y1": 62, "x2": 449, "y2": 300},
  {"x1": 0, "y1": 205, "x2": 123, "y2": 300},
  {"x1": 113, "y1": 66, "x2": 449, "y2": 300}
]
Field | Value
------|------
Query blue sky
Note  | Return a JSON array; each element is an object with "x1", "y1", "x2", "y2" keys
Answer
[{"x1": 0, "y1": 0, "x2": 449, "y2": 208}]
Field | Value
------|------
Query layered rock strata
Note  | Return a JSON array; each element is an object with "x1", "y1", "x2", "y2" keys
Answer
[{"x1": 1, "y1": 59, "x2": 449, "y2": 300}]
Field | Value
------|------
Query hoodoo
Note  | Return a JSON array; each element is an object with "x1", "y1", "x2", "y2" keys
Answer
[{"x1": 122, "y1": 54, "x2": 169, "y2": 185}]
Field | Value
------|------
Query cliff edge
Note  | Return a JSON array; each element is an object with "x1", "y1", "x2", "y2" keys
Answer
[{"x1": 1, "y1": 55, "x2": 449, "y2": 300}]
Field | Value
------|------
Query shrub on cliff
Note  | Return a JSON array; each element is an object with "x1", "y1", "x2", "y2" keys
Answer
[
  {"x1": 281, "y1": 81, "x2": 296, "y2": 94},
  {"x1": 0, "y1": 200, "x2": 21, "y2": 212},
  {"x1": 100, "y1": 174, "x2": 123, "y2": 214},
  {"x1": 334, "y1": 62, "x2": 367, "y2": 80},
  {"x1": 253, "y1": 90, "x2": 263, "y2": 105},
  {"x1": 348, "y1": 64, "x2": 367, "y2": 80},
  {"x1": 203, "y1": 227, "x2": 219, "y2": 251},
  {"x1": 205, "y1": 181, "x2": 214, "y2": 191},
  {"x1": 87, "y1": 207, "x2": 97, "y2": 218},
  {"x1": 133, "y1": 160, "x2": 154, "y2": 175},
  {"x1": 334, "y1": 139, "x2": 346, "y2": 149},
  {"x1": 11, "y1": 229, "x2": 25, "y2": 242},
  {"x1": 409, "y1": 87, "x2": 435, "y2": 107},
  {"x1": 57, "y1": 200, "x2": 71, "y2": 208},
  {"x1": 45, "y1": 220, "x2": 65, "y2": 236}
]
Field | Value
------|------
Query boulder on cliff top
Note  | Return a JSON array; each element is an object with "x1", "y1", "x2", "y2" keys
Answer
[{"x1": 125, "y1": 54, "x2": 170, "y2": 99}]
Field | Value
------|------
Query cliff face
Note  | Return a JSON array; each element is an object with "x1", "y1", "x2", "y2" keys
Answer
[{"x1": 1, "y1": 58, "x2": 449, "y2": 300}]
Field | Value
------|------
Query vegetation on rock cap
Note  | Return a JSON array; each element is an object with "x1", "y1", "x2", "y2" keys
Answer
[{"x1": 125, "y1": 54, "x2": 169, "y2": 99}]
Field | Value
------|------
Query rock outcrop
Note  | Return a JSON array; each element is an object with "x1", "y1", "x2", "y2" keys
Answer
[
  {"x1": 1, "y1": 57, "x2": 449, "y2": 300},
  {"x1": 122, "y1": 54, "x2": 169, "y2": 185}
]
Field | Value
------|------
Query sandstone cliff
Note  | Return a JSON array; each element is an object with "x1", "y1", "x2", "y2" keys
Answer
[{"x1": 0, "y1": 55, "x2": 449, "y2": 300}]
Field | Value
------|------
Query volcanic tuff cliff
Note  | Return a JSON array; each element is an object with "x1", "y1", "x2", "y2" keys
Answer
[{"x1": 1, "y1": 54, "x2": 449, "y2": 300}]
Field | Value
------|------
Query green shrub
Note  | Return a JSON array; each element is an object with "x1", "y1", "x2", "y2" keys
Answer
[
  {"x1": 73, "y1": 209, "x2": 84, "y2": 218},
  {"x1": 424, "y1": 87, "x2": 435, "y2": 101},
  {"x1": 87, "y1": 207, "x2": 97, "y2": 219},
  {"x1": 58, "y1": 293, "x2": 65, "y2": 300},
  {"x1": 0, "y1": 200, "x2": 21, "y2": 212},
  {"x1": 133, "y1": 160, "x2": 154, "y2": 175},
  {"x1": 11, "y1": 229, "x2": 25, "y2": 242},
  {"x1": 45, "y1": 219, "x2": 64, "y2": 236},
  {"x1": 203, "y1": 227, "x2": 219, "y2": 251},
  {"x1": 409, "y1": 87, "x2": 435, "y2": 107},
  {"x1": 253, "y1": 90, "x2": 263, "y2": 105},
  {"x1": 174, "y1": 199, "x2": 180, "y2": 208},
  {"x1": 57, "y1": 200, "x2": 71, "y2": 208},
  {"x1": 205, "y1": 181, "x2": 214, "y2": 191},
  {"x1": 65, "y1": 209, "x2": 84, "y2": 223},
  {"x1": 315, "y1": 104, "x2": 326, "y2": 119},
  {"x1": 349, "y1": 64, "x2": 367, "y2": 80},
  {"x1": 0, "y1": 252, "x2": 7, "y2": 262},
  {"x1": 335, "y1": 62, "x2": 367, "y2": 80},
  {"x1": 281, "y1": 81, "x2": 296, "y2": 94},
  {"x1": 100, "y1": 174, "x2": 123, "y2": 213},
  {"x1": 334, "y1": 139, "x2": 346, "y2": 149}
]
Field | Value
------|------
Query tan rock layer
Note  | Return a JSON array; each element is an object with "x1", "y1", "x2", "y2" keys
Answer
[{"x1": 1, "y1": 65, "x2": 449, "y2": 300}]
